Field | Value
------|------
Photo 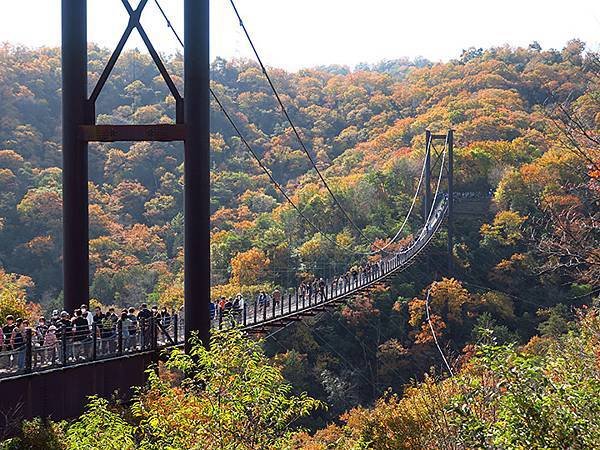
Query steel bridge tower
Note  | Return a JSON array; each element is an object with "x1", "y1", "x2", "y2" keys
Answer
[
  {"x1": 61, "y1": 0, "x2": 210, "y2": 349},
  {"x1": 424, "y1": 130, "x2": 454, "y2": 274}
]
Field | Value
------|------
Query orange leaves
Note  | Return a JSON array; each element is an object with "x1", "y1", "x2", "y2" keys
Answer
[
  {"x1": 408, "y1": 299, "x2": 426, "y2": 327},
  {"x1": 341, "y1": 295, "x2": 380, "y2": 326},
  {"x1": 490, "y1": 253, "x2": 533, "y2": 286},
  {"x1": 414, "y1": 314, "x2": 446, "y2": 345},
  {"x1": 407, "y1": 278, "x2": 474, "y2": 348},
  {"x1": 24, "y1": 235, "x2": 54, "y2": 256},
  {"x1": 230, "y1": 247, "x2": 270, "y2": 286}
]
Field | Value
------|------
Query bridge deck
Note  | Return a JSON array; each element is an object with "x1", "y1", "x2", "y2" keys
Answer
[{"x1": 0, "y1": 199, "x2": 448, "y2": 382}]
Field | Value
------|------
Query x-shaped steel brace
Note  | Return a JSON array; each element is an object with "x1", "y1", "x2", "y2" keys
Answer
[
  {"x1": 88, "y1": 0, "x2": 184, "y2": 123},
  {"x1": 429, "y1": 137, "x2": 450, "y2": 177}
]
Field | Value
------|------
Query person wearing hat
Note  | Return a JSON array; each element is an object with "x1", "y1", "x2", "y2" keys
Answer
[
  {"x1": 50, "y1": 310, "x2": 60, "y2": 327},
  {"x1": 35, "y1": 317, "x2": 48, "y2": 346}
]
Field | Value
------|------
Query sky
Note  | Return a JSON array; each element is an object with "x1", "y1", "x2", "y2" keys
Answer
[{"x1": 1, "y1": 0, "x2": 600, "y2": 71}]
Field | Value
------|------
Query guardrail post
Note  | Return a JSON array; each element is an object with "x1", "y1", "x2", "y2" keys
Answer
[
  {"x1": 295, "y1": 288, "x2": 299, "y2": 311},
  {"x1": 173, "y1": 313, "x2": 178, "y2": 345},
  {"x1": 254, "y1": 299, "x2": 258, "y2": 324},
  {"x1": 92, "y1": 322, "x2": 97, "y2": 360},
  {"x1": 117, "y1": 320, "x2": 123, "y2": 355},
  {"x1": 152, "y1": 316, "x2": 158, "y2": 351},
  {"x1": 218, "y1": 309, "x2": 223, "y2": 330},
  {"x1": 25, "y1": 328, "x2": 33, "y2": 373},
  {"x1": 61, "y1": 324, "x2": 68, "y2": 365},
  {"x1": 272, "y1": 294, "x2": 276, "y2": 318},
  {"x1": 243, "y1": 303, "x2": 247, "y2": 326}
]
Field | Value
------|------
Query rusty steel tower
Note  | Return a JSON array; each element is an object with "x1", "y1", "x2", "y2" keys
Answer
[{"x1": 61, "y1": 0, "x2": 210, "y2": 348}]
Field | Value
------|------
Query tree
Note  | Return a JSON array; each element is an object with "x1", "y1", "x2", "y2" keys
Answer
[
  {"x1": 230, "y1": 247, "x2": 270, "y2": 286},
  {"x1": 0, "y1": 268, "x2": 35, "y2": 320},
  {"x1": 61, "y1": 328, "x2": 322, "y2": 450}
]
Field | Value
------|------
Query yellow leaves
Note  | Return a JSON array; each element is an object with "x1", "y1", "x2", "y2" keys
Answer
[
  {"x1": 24, "y1": 235, "x2": 54, "y2": 256},
  {"x1": 159, "y1": 282, "x2": 184, "y2": 311},
  {"x1": 0, "y1": 268, "x2": 35, "y2": 321},
  {"x1": 480, "y1": 291, "x2": 515, "y2": 320},
  {"x1": 481, "y1": 210, "x2": 528, "y2": 246},
  {"x1": 17, "y1": 188, "x2": 62, "y2": 229},
  {"x1": 230, "y1": 247, "x2": 270, "y2": 286},
  {"x1": 429, "y1": 278, "x2": 473, "y2": 325},
  {"x1": 335, "y1": 230, "x2": 355, "y2": 249},
  {"x1": 298, "y1": 233, "x2": 329, "y2": 261},
  {"x1": 408, "y1": 299, "x2": 425, "y2": 327}
]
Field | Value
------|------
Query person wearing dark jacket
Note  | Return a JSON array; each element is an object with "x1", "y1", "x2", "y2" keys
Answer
[
  {"x1": 72, "y1": 309, "x2": 90, "y2": 360},
  {"x1": 137, "y1": 304, "x2": 153, "y2": 349}
]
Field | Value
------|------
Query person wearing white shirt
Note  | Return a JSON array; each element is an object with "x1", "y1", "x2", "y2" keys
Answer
[{"x1": 80, "y1": 304, "x2": 94, "y2": 329}]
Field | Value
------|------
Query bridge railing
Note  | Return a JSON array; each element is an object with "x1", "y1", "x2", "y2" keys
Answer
[
  {"x1": 0, "y1": 316, "x2": 186, "y2": 379},
  {"x1": 217, "y1": 196, "x2": 449, "y2": 329},
  {"x1": 0, "y1": 197, "x2": 447, "y2": 380}
]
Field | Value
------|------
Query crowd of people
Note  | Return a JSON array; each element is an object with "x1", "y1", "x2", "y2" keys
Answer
[
  {"x1": 0, "y1": 196, "x2": 449, "y2": 376},
  {"x1": 0, "y1": 303, "x2": 176, "y2": 373},
  {"x1": 211, "y1": 199, "x2": 450, "y2": 325},
  {"x1": 208, "y1": 260, "x2": 386, "y2": 325}
]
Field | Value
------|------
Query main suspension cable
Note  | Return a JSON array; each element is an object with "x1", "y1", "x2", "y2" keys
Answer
[
  {"x1": 370, "y1": 147, "x2": 429, "y2": 254},
  {"x1": 227, "y1": 0, "x2": 385, "y2": 251},
  {"x1": 210, "y1": 90, "x2": 363, "y2": 253},
  {"x1": 425, "y1": 288, "x2": 455, "y2": 376},
  {"x1": 153, "y1": 0, "x2": 367, "y2": 255}
]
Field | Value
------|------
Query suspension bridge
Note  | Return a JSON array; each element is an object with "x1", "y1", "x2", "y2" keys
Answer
[{"x1": 0, "y1": 0, "x2": 475, "y2": 427}]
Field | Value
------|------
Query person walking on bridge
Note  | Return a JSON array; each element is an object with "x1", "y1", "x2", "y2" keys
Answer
[
  {"x1": 80, "y1": 304, "x2": 93, "y2": 330},
  {"x1": 318, "y1": 278, "x2": 326, "y2": 301},
  {"x1": 272, "y1": 288, "x2": 281, "y2": 308},
  {"x1": 138, "y1": 304, "x2": 153, "y2": 350},
  {"x1": 1, "y1": 315, "x2": 16, "y2": 370},
  {"x1": 10, "y1": 318, "x2": 29, "y2": 370},
  {"x1": 72, "y1": 309, "x2": 90, "y2": 361},
  {"x1": 127, "y1": 308, "x2": 138, "y2": 350}
]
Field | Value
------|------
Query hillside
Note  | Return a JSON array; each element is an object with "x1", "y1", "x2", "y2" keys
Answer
[{"x1": 0, "y1": 39, "x2": 599, "y2": 434}]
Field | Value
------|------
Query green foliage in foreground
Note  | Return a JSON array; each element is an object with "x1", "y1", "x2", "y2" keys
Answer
[
  {"x1": 295, "y1": 307, "x2": 600, "y2": 449},
  {"x1": 2, "y1": 327, "x2": 322, "y2": 450}
]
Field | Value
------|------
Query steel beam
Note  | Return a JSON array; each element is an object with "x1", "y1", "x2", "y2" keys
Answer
[
  {"x1": 424, "y1": 130, "x2": 431, "y2": 222},
  {"x1": 62, "y1": 0, "x2": 89, "y2": 313},
  {"x1": 447, "y1": 130, "x2": 454, "y2": 275},
  {"x1": 184, "y1": 0, "x2": 211, "y2": 350},
  {"x1": 79, "y1": 125, "x2": 185, "y2": 142}
]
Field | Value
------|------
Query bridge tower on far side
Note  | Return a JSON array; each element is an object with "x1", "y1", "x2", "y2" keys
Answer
[{"x1": 423, "y1": 130, "x2": 454, "y2": 275}]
